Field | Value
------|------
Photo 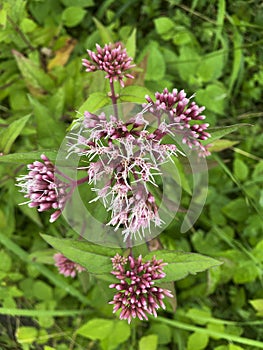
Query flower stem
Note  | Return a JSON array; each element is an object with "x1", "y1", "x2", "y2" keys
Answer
[{"x1": 109, "y1": 80, "x2": 119, "y2": 119}]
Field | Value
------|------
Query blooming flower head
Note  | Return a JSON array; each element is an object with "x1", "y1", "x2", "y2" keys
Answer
[
  {"x1": 54, "y1": 253, "x2": 85, "y2": 278},
  {"x1": 145, "y1": 88, "x2": 211, "y2": 156},
  {"x1": 16, "y1": 154, "x2": 68, "y2": 223},
  {"x1": 109, "y1": 254, "x2": 173, "y2": 323},
  {"x1": 67, "y1": 109, "x2": 179, "y2": 241},
  {"x1": 82, "y1": 42, "x2": 135, "y2": 87}
]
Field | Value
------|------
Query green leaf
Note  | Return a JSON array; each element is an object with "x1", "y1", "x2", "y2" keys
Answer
[
  {"x1": 78, "y1": 92, "x2": 110, "y2": 114},
  {"x1": 16, "y1": 326, "x2": 38, "y2": 344},
  {"x1": 28, "y1": 96, "x2": 65, "y2": 148},
  {"x1": 187, "y1": 332, "x2": 209, "y2": 350},
  {"x1": 120, "y1": 85, "x2": 151, "y2": 103},
  {"x1": 148, "y1": 324, "x2": 172, "y2": 344},
  {"x1": 0, "y1": 114, "x2": 31, "y2": 154},
  {"x1": 62, "y1": 7, "x2": 86, "y2": 27},
  {"x1": 208, "y1": 139, "x2": 239, "y2": 152},
  {"x1": 203, "y1": 124, "x2": 251, "y2": 146},
  {"x1": 233, "y1": 158, "x2": 249, "y2": 181},
  {"x1": 125, "y1": 28, "x2": 137, "y2": 59},
  {"x1": 0, "y1": 150, "x2": 57, "y2": 164},
  {"x1": 139, "y1": 335, "x2": 158, "y2": 350},
  {"x1": 101, "y1": 321, "x2": 131, "y2": 350},
  {"x1": 154, "y1": 17, "x2": 175, "y2": 40},
  {"x1": 77, "y1": 318, "x2": 113, "y2": 340},
  {"x1": 0, "y1": 250, "x2": 12, "y2": 272},
  {"x1": 145, "y1": 44, "x2": 165, "y2": 81},
  {"x1": 222, "y1": 198, "x2": 248, "y2": 222},
  {"x1": 13, "y1": 50, "x2": 55, "y2": 95},
  {"x1": 144, "y1": 250, "x2": 222, "y2": 282},
  {"x1": 77, "y1": 318, "x2": 131, "y2": 349},
  {"x1": 61, "y1": 0, "x2": 94, "y2": 7},
  {"x1": 197, "y1": 50, "x2": 225, "y2": 82},
  {"x1": 41, "y1": 234, "x2": 122, "y2": 279},
  {"x1": 32, "y1": 281, "x2": 53, "y2": 301},
  {"x1": 196, "y1": 83, "x2": 227, "y2": 115},
  {"x1": 93, "y1": 17, "x2": 114, "y2": 43},
  {"x1": 249, "y1": 299, "x2": 263, "y2": 316}
]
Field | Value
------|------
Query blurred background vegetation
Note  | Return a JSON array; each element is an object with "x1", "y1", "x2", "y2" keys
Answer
[{"x1": 0, "y1": 0, "x2": 263, "y2": 349}]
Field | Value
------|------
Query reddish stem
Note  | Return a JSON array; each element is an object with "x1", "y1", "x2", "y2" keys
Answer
[{"x1": 109, "y1": 80, "x2": 119, "y2": 119}]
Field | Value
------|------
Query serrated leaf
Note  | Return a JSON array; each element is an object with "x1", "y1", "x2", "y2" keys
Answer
[
  {"x1": 0, "y1": 114, "x2": 31, "y2": 154},
  {"x1": 0, "y1": 150, "x2": 57, "y2": 164},
  {"x1": 144, "y1": 250, "x2": 222, "y2": 282},
  {"x1": 41, "y1": 234, "x2": 122, "y2": 279},
  {"x1": 203, "y1": 124, "x2": 252, "y2": 145}
]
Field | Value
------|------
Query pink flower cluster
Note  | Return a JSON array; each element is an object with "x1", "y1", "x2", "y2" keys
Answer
[
  {"x1": 145, "y1": 88, "x2": 211, "y2": 156},
  {"x1": 54, "y1": 253, "x2": 85, "y2": 278},
  {"x1": 16, "y1": 154, "x2": 68, "y2": 223},
  {"x1": 68, "y1": 109, "x2": 180, "y2": 241},
  {"x1": 82, "y1": 42, "x2": 135, "y2": 87},
  {"x1": 109, "y1": 254, "x2": 173, "y2": 323}
]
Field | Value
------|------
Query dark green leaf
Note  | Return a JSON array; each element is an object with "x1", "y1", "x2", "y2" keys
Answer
[
  {"x1": 62, "y1": 7, "x2": 86, "y2": 27},
  {"x1": 144, "y1": 250, "x2": 222, "y2": 282}
]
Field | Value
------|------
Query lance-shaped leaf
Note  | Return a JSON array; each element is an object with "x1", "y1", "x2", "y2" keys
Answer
[
  {"x1": 144, "y1": 250, "x2": 222, "y2": 282},
  {"x1": 203, "y1": 123, "x2": 252, "y2": 146},
  {"x1": 41, "y1": 234, "x2": 122, "y2": 281},
  {"x1": 0, "y1": 150, "x2": 57, "y2": 164},
  {"x1": 0, "y1": 114, "x2": 31, "y2": 154}
]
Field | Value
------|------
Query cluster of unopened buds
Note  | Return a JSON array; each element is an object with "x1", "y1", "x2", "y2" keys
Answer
[{"x1": 16, "y1": 42, "x2": 211, "y2": 322}]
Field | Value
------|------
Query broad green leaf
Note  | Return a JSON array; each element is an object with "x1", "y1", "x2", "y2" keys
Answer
[
  {"x1": 125, "y1": 28, "x2": 137, "y2": 59},
  {"x1": 187, "y1": 332, "x2": 209, "y2": 350},
  {"x1": 148, "y1": 324, "x2": 172, "y2": 344},
  {"x1": 144, "y1": 250, "x2": 222, "y2": 282},
  {"x1": 0, "y1": 150, "x2": 57, "y2": 164},
  {"x1": 176, "y1": 46, "x2": 200, "y2": 82},
  {"x1": 77, "y1": 318, "x2": 113, "y2": 340},
  {"x1": 197, "y1": 50, "x2": 225, "y2": 82},
  {"x1": 249, "y1": 299, "x2": 263, "y2": 316},
  {"x1": 139, "y1": 335, "x2": 158, "y2": 350},
  {"x1": 233, "y1": 260, "x2": 258, "y2": 284},
  {"x1": 154, "y1": 17, "x2": 175, "y2": 40},
  {"x1": 101, "y1": 321, "x2": 131, "y2": 350},
  {"x1": 0, "y1": 114, "x2": 31, "y2": 154},
  {"x1": 222, "y1": 198, "x2": 248, "y2": 222},
  {"x1": 233, "y1": 158, "x2": 249, "y2": 181},
  {"x1": 196, "y1": 83, "x2": 227, "y2": 115},
  {"x1": 16, "y1": 326, "x2": 38, "y2": 344},
  {"x1": 41, "y1": 234, "x2": 122, "y2": 278},
  {"x1": 203, "y1": 124, "x2": 251, "y2": 146},
  {"x1": 78, "y1": 92, "x2": 110, "y2": 114},
  {"x1": 145, "y1": 44, "x2": 165, "y2": 81},
  {"x1": 120, "y1": 85, "x2": 151, "y2": 103},
  {"x1": 93, "y1": 17, "x2": 114, "y2": 43},
  {"x1": 62, "y1": 7, "x2": 86, "y2": 27}
]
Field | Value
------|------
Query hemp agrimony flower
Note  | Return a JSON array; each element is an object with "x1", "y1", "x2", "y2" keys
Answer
[
  {"x1": 82, "y1": 42, "x2": 135, "y2": 87},
  {"x1": 109, "y1": 254, "x2": 173, "y2": 323},
  {"x1": 54, "y1": 253, "x2": 85, "y2": 278},
  {"x1": 16, "y1": 154, "x2": 69, "y2": 223}
]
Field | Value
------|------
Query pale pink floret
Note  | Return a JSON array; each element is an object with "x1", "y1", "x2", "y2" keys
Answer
[
  {"x1": 54, "y1": 253, "x2": 85, "y2": 278},
  {"x1": 109, "y1": 254, "x2": 173, "y2": 323}
]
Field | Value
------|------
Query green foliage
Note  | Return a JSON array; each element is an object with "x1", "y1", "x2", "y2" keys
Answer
[{"x1": 0, "y1": 0, "x2": 263, "y2": 349}]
